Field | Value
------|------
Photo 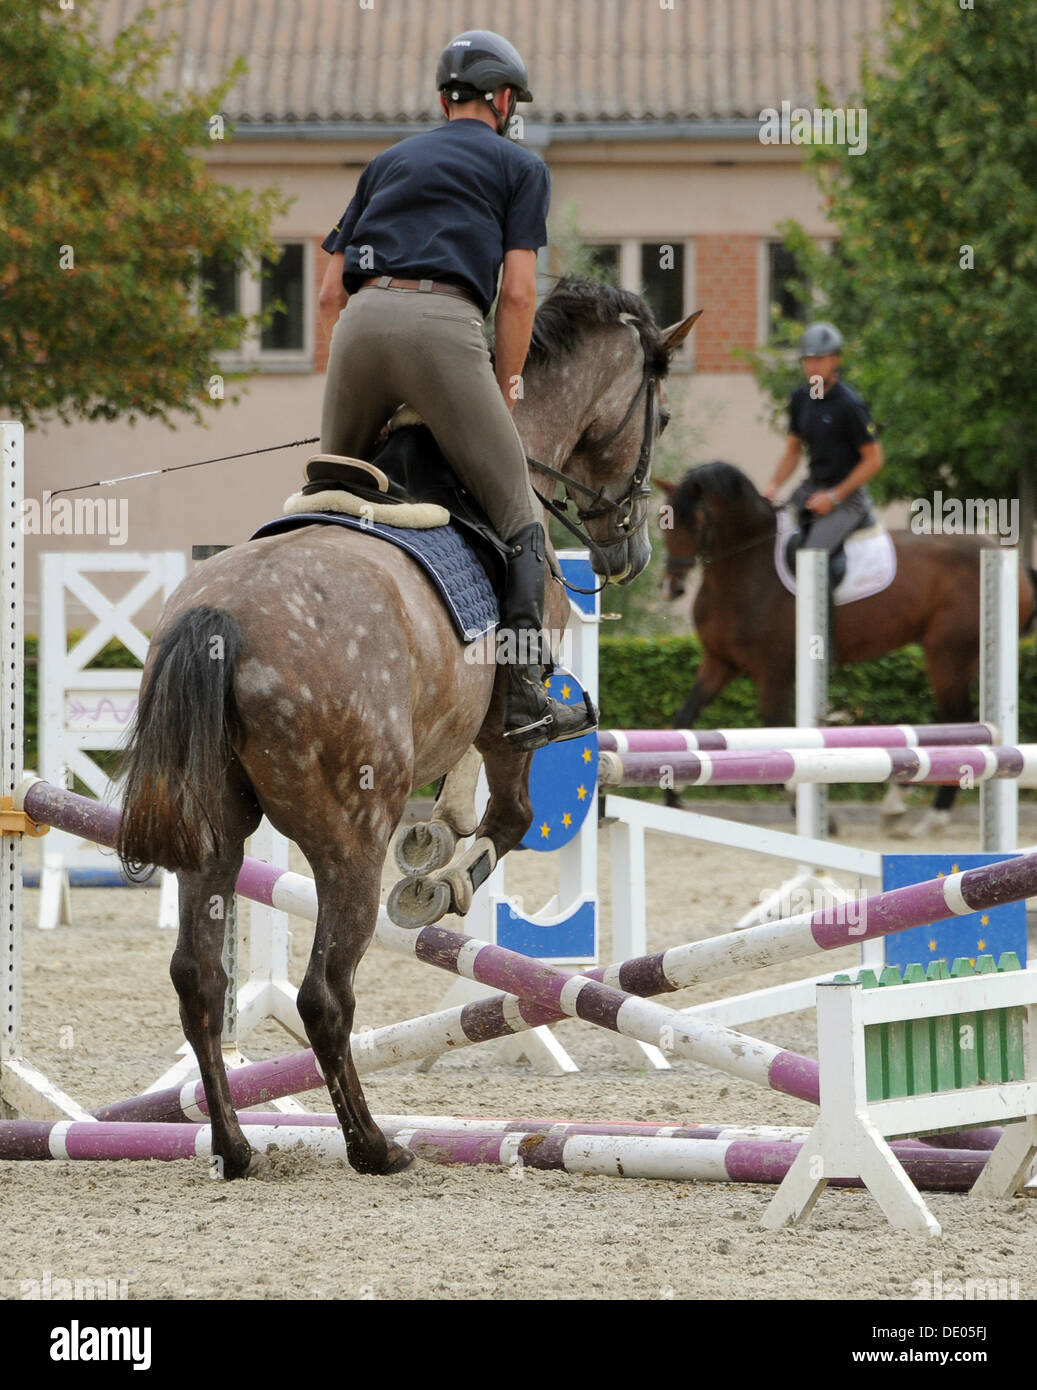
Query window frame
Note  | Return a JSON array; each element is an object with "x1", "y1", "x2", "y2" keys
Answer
[
  {"x1": 207, "y1": 239, "x2": 314, "y2": 372},
  {"x1": 579, "y1": 237, "x2": 695, "y2": 371},
  {"x1": 757, "y1": 237, "x2": 837, "y2": 346}
]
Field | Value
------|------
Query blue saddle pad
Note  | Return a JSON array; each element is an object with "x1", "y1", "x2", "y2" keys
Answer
[{"x1": 250, "y1": 512, "x2": 499, "y2": 643}]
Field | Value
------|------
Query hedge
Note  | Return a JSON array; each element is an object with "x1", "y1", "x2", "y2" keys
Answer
[
  {"x1": 22, "y1": 633, "x2": 1036, "y2": 774},
  {"x1": 598, "y1": 633, "x2": 1037, "y2": 739}
]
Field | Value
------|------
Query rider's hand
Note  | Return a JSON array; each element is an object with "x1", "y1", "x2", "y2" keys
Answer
[
  {"x1": 806, "y1": 490, "x2": 836, "y2": 516},
  {"x1": 763, "y1": 482, "x2": 777, "y2": 503}
]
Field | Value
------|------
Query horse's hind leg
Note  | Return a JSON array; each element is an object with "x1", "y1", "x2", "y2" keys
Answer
[
  {"x1": 393, "y1": 745, "x2": 482, "y2": 875},
  {"x1": 170, "y1": 785, "x2": 262, "y2": 1180},
  {"x1": 907, "y1": 632, "x2": 980, "y2": 833},
  {"x1": 296, "y1": 813, "x2": 414, "y2": 1176}
]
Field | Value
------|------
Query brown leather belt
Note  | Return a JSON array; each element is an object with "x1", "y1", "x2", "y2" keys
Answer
[{"x1": 361, "y1": 275, "x2": 479, "y2": 308}]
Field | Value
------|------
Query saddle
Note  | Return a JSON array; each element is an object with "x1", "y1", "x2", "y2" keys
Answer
[
  {"x1": 282, "y1": 409, "x2": 513, "y2": 594},
  {"x1": 775, "y1": 505, "x2": 897, "y2": 605}
]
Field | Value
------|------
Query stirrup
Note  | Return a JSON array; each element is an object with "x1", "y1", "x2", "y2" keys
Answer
[{"x1": 503, "y1": 688, "x2": 597, "y2": 753}]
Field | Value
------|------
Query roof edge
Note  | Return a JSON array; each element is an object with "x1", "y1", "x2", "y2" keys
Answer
[{"x1": 225, "y1": 119, "x2": 764, "y2": 145}]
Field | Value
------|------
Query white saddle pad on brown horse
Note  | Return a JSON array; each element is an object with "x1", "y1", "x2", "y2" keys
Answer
[{"x1": 775, "y1": 508, "x2": 897, "y2": 605}]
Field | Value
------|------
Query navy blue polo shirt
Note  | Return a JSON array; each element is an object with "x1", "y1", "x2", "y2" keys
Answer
[
  {"x1": 322, "y1": 119, "x2": 551, "y2": 317},
  {"x1": 788, "y1": 379, "x2": 880, "y2": 487}
]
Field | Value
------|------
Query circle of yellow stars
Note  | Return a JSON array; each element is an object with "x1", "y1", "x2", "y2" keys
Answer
[{"x1": 537, "y1": 677, "x2": 594, "y2": 842}]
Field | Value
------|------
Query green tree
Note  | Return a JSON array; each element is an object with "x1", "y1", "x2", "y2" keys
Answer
[
  {"x1": 746, "y1": 0, "x2": 1037, "y2": 520},
  {"x1": 0, "y1": 0, "x2": 286, "y2": 426}
]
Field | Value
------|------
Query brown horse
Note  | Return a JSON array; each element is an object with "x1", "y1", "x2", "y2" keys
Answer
[
  {"x1": 655, "y1": 462, "x2": 1036, "y2": 821},
  {"x1": 115, "y1": 279, "x2": 699, "y2": 1180}
]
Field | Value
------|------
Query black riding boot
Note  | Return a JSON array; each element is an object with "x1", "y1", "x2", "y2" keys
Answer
[{"x1": 500, "y1": 522, "x2": 598, "y2": 752}]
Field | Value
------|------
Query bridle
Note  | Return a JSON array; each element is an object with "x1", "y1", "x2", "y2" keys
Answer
[
  {"x1": 526, "y1": 354, "x2": 658, "y2": 593},
  {"x1": 664, "y1": 502, "x2": 778, "y2": 575}
]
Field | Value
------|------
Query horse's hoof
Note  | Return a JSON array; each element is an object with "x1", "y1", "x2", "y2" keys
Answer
[
  {"x1": 908, "y1": 809, "x2": 951, "y2": 839},
  {"x1": 245, "y1": 1151, "x2": 274, "y2": 1181},
  {"x1": 383, "y1": 1141, "x2": 416, "y2": 1174},
  {"x1": 393, "y1": 820, "x2": 457, "y2": 875},
  {"x1": 387, "y1": 874, "x2": 451, "y2": 928}
]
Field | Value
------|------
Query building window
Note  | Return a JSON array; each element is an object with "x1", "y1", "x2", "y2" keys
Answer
[
  {"x1": 585, "y1": 242, "x2": 621, "y2": 285},
  {"x1": 640, "y1": 243, "x2": 685, "y2": 331},
  {"x1": 200, "y1": 241, "x2": 312, "y2": 368},
  {"x1": 765, "y1": 242, "x2": 809, "y2": 331},
  {"x1": 261, "y1": 243, "x2": 305, "y2": 352},
  {"x1": 578, "y1": 239, "x2": 692, "y2": 365}
]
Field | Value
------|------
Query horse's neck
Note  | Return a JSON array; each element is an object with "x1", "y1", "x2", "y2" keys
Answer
[
  {"x1": 708, "y1": 500, "x2": 774, "y2": 554},
  {"x1": 518, "y1": 337, "x2": 640, "y2": 483},
  {"x1": 516, "y1": 370, "x2": 592, "y2": 475}
]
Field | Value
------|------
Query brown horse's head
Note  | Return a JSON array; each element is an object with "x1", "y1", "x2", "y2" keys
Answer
[
  {"x1": 654, "y1": 462, "x2": 775, "y2": 599},
  {"x1": 517, "y1": 279, "x2": 701, "y2": 585}
]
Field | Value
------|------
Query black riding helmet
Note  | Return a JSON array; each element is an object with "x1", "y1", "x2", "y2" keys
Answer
[{"x1": 436, "y1": 30, "x2": 533, "y2": 135}]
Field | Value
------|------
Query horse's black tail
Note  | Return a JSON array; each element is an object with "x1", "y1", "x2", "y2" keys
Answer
[{"x1": 117, "y1": 607, "x2": 244, "y2": 877}]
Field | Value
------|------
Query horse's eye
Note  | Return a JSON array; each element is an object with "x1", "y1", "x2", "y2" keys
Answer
[{"x1": 659, "y1": 413, "x2": 671, "y2": 435}]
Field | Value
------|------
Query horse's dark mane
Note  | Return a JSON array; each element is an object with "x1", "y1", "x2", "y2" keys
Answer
[
  {"x1": 523, "y1": 276, "x2": 671, "y2": 378},
  {"x1": 672, "y1": 461, "x2": 772, "y2": 524}
]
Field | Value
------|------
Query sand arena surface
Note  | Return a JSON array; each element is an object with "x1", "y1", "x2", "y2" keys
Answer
[{"x1": 2, "y1": 802, "x2": 1035, "y2": 1302}]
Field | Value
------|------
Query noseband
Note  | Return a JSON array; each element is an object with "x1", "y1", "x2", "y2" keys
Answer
[{"x1": 526, "y1": 355, "x2": 657, "y2": 591}]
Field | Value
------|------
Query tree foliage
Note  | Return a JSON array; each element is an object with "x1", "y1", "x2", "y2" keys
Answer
[
  {"x1": 0, "y1": 0, "x2": 287, "y2": 426},
  {"x1": 745, "y1": 0, "x2": 1037, "y2": 501}
]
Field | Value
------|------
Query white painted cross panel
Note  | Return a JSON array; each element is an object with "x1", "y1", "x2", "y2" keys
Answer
[{"x1": 37, "y1": 550, "x2": 186, "y2": 928}]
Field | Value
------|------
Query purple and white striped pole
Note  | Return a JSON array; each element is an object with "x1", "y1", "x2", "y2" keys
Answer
[
  {"x1": 597, "y1": 744, "x2": 1037, "y2": 789},
  {"x1": 0, "y1": 1115, "x2": 988, "y2": 1190},
  {"x1": 599, "y1": 723, "x2": 999, "y2": 753},
  {"x1": 18, "y1": 780, "x2": 1037, "y2": 1130}
]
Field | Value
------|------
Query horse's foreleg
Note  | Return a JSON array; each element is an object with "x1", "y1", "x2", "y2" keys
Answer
[
  {"x1": 671, "y1": 650, "x2": 739, "y2": 729},
  {"x1": 386, "y1": 678, "x2": 533, "y2": 927},
  {"x1": 392, "y1": 744, "x2": 482, "y2": 875}
]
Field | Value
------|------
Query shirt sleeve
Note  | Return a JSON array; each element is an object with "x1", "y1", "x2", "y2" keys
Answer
[
  {"x1": 788, "y1": 391, "x2": 802, "y2": 438},
  {"x1": 503, "y1": 158, "x2": 551, "y2": 252},
  {"x1": 844, "y1": 395, "x2": 880, "y2": 449},
  {"x1": 321, "y1": 166, "x2": 373, "y2": 254}
]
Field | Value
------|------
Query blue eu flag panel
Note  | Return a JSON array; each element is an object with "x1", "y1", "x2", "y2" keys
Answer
[
  {"x1": 518, "y1": 673, "x2": 596, "y2": 852},
  {"x1": 880, "y1": 854, "x2": 1027, "y2": 971}
]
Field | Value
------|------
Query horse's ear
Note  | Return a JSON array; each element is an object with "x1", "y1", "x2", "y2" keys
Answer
[
  {"x1": 653, "y1": 476, "x2": 676, "y2": 497},
  {"x1": 661, "y1": 309, "x2": 703, "y2": 353}
]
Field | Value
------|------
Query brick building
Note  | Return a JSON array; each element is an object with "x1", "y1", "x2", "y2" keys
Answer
[{"x1": 25, "y1": 0, "x2": 887, "y2": 616}]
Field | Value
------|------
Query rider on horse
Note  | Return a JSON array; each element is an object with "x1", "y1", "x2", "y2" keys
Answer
[
  {"x1": 764, "y1": 321, "x2": 884, "y2": 586},
  {"x1": 317, "y1": 29, "x2": 596, "y2": 753}
]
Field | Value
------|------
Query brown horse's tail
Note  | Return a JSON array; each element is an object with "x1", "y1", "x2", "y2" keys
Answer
[{"x1": 117, "y1": 607, "x2": 244, "y2": 877}]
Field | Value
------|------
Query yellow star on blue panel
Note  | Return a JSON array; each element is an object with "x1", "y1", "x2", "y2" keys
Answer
[
  {"x1": 977, "y1": 940, "x2": 985, "y2": 951},
  {"x1": 980, "y1": 914, "x2": 989, "y2": 925},
  {"x1": 540, "y1": 822, "x2": 551, "y2": 839},
  {"x1": 582, "y1": 747, "x2": 592, "y2": 763},
  {"x1": 577, "y1": 784, "x2": 588, "y2": 800},
  {"x1": 562, "y1": 811, "x2": 572, "y2": 829},
  {"x1": 561, "y1": 683, "x2": 572, "y2": 700}
]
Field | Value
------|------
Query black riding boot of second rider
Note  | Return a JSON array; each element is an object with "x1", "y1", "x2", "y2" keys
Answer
[{"x1": 500, "y1": 521, "x2": 598, "y2": 752}]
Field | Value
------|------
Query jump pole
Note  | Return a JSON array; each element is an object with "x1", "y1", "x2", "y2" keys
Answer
[
  {"x1": 980, "y1": 547, "x2": 1020, "y2": 852},
  {"x1": 597, "y1": 744, "x2": 1037, "y2": 789},
  {"x1": 0, "y1": 1114, "x2": 990, "y2": 1190},
  {"x1": 17, "y1": 779, "x2": 1037, "y2": 1125},
  {"x1": 599, "y1": 722, "x2": 999, "y2": 751}
]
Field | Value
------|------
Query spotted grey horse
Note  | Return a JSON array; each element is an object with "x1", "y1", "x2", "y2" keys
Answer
[{"x1": 116, "y1": 278, "x2": 700, "y2": 1179}]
